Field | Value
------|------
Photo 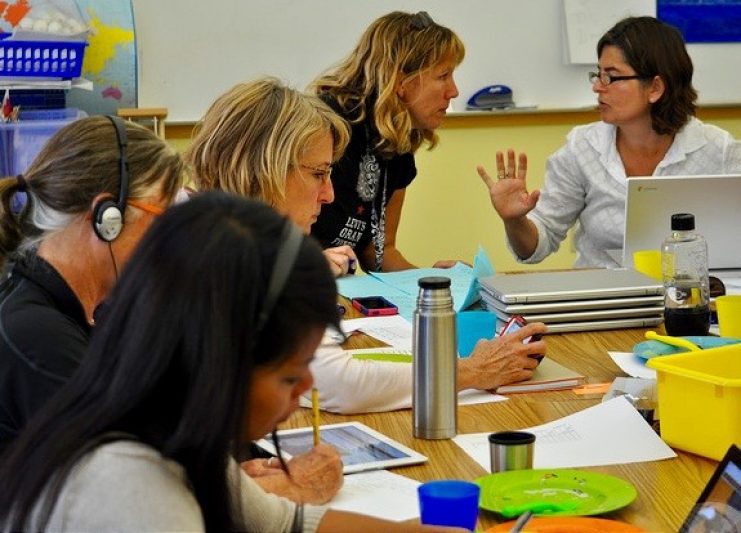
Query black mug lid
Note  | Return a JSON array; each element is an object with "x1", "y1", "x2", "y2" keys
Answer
[{"x1": 418, "y1": 276, "x2": 451, "y2": 289}]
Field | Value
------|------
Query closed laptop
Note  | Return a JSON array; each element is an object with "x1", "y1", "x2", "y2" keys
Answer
[{"x1": 479, "y1": 269, "x2": 663, "y2": 305}]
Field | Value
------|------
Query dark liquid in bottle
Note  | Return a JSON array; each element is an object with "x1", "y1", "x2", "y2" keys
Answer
[{"x1": 664, "y1": 306, "x2": 710, "y2": 336}]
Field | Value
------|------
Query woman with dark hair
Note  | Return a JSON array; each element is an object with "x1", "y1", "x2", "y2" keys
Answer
[
  {"x1": 0, "y1": 193, "x2": 454, "y2": 532},
  {"x1": 477, "y1": 16, "x2": 741, "y2": 268},
  {"x1": 310, "y1": 10, "x2": 466, "y2": 272}
]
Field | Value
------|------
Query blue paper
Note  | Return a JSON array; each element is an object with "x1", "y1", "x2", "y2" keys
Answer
[
  {"x1": 336, "y1": 246, "x2": 496, "y2": 322},
  {"x1": 457, "y1": 310, "x2": 497, "y2": 357}
]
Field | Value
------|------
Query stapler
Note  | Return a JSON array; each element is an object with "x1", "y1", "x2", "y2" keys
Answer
[{"x1": 467, "y1": 85, "x2": 514, "y2": 110}]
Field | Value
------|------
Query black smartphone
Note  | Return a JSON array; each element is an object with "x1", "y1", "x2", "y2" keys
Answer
[{"x1": 351, "y1": 296, "x2": 398, "y2": 317}]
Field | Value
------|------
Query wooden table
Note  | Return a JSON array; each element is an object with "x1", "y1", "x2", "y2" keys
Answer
[{"x1": 284, "y1": 304, "x2": 718, "y2": 532}]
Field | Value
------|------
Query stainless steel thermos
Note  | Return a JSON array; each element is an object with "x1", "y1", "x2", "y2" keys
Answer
[{"x1": 413, "y1": 276, "x2": 457, "y2": 439}]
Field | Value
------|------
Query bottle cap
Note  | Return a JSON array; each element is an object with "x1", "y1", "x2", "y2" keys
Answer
[
  {"x1": 418, "y1": 276, "x2": 451, "y2": 289},
  {"x1": 671, "y1": 213, "x2": 695, "y2": 231}
]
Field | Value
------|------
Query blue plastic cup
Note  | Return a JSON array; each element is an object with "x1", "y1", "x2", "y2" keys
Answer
[{"x1": 418, "y1": 479, "x2": 480, "y2": 531}]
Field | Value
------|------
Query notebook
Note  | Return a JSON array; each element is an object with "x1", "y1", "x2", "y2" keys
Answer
[
  {"x1": 623, "y1": 175, "x2": 741, "y2": 270},
  {"x1": 495, "y1": 357, "x2": 584, "y2": 394},
  {"x1": 479, "y1": 269, "x2": 664, "y2": 304},
  {"x1": 680, "y1": 444, "x2": 741, "y2": 532}
]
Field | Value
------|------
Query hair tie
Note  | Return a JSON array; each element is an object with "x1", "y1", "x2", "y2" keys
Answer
[{"x1": 15, "y1": 174, "x2": 27, "y2": 192}]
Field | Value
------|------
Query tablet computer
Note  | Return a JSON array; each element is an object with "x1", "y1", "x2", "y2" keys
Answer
[
  {"x1": 256, "y1": 421, "x2": 427, "y2": 474},
  {"x1": 680, "y1": 444, "x2": 741, "y2": 532}
]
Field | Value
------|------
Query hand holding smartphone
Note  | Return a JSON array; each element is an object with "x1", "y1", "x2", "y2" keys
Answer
[
  {"x1": 500, "y1": 315, "x2": 544, "y2": 362},
  {"x1": 351, "y1": 296, "x2": 398, "y2": 317}
]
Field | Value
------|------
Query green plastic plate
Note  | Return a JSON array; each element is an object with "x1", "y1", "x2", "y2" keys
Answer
[{"x1": 476, "y1": 468, "x2": 637, "y2": 517}]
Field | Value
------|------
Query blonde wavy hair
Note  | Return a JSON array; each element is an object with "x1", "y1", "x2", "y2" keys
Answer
[
  {"x1": 186, "y1": 77, "x2": 350, "y2": 206},
  {"x1": 310, "y1": 11, "x2": 464, "y2": 158}
]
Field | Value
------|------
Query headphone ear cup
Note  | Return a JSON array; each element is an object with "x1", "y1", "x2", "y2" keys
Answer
[{"x1": 93, "y1": 200, "x2": 123, "y2": 242}]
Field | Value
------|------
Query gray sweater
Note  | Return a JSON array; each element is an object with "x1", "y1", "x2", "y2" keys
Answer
[{"x1": 27, "y1": 440, "x2": 327, "y2": 532}]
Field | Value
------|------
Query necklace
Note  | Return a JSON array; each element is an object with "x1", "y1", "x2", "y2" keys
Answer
[{"x1": 356, "y1": 126, "x2": 386, "y2": 271}]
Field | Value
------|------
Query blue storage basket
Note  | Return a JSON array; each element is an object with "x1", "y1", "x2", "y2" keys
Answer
[
  {"x1": 0, "y1": 33, "x2": 87, "y2": 79},
  {"x1": 0, "y1": 108, "x2": 87, "y2": 177}
]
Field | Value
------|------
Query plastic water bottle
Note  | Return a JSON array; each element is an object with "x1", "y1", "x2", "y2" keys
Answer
[
  {"x1": 412, "y1": 276, "x2": 457, "y2": 439},
  {"x1": 662, "y1": 213, "x2": 710, "y2": 336}
]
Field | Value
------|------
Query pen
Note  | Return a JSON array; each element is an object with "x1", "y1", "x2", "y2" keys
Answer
[
  {"x1": 509, "y1": 510, "x2": 533, "y2": 533},
  {"x1": 347, "y1": 258, "x2": 357, "y2": 275},
  {"x1": 311, "y1": 387, "x2": 320, "y2": 446}
]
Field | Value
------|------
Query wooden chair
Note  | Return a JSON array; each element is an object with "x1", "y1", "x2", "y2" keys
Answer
[{"x1": 116, "y1": 107, "x2": 168, "y2": 139}]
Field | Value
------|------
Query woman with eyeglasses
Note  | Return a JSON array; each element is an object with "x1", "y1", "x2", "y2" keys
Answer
[
  {"x1": 309, "y1": 10, "x2": 466, "y2": 272},
  {"x1": 0, "y1": 193, "x2": 460, "y2": 532},
  {"x1": 0, "y1": 116, "x2": 184, "y2": 455},
  {"x1": 186, "y1": 77, "x2": 359, "y2": 278},
  {"x1": 477, "y1": 16, "x2": 741, "y2": 268}
]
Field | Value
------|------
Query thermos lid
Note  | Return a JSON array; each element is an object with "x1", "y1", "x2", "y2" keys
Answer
[
  {"x1": 418, "y1": 276, "x2": 451, "y2": 289},
  {"x1": 671, "y1": 213, "x2": 695, "y2": 231}
]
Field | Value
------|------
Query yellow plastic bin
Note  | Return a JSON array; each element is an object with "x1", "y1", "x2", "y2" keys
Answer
[{"x1": 647, "y1": 343, "x2": 741, "y2": 460}]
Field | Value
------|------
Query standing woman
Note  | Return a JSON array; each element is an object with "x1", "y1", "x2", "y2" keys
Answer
[
  {"x1": 310, "y1": 11, "x2": 465, "y2": 272},
  {"x1": 0, "y1": 193, "x2": 457, "y2": 532},
  {"x1": 477, "y1": 16, "x2": 741, "y2": 268}
]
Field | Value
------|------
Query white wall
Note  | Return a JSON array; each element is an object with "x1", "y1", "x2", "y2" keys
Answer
[{"x1": 133, "y1": 0, "x2": 741, "y2": 123}]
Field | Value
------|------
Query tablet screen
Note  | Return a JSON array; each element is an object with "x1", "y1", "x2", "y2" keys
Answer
[
  {"x1": 680, "y1": 444, "x2": 741, "y2": 533},
  {"x1": 256, "y1": 422, "x2": 427, "y2": 474}
]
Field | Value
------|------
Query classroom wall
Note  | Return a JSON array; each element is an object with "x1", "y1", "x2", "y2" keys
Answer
[
  {"x1": 134, "y1": 0, "x2": 741, "y2": 123},
  {"x1": 168, "y1": 110, "x2": 741, "y2": 273}
]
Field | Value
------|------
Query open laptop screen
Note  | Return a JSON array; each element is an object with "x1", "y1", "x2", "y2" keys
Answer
[
  {"x1": 680, "y1": 444, "x2": 741, "y2": 532},
  {"x1": 623, "y1": 175, "x2": 741, "y2": 270}
]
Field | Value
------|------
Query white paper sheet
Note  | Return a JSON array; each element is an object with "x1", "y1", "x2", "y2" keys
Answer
[
  {"x1": 342, "y1": 315, "x2": 413, "y2": 350},
  {"x1": 609, "y1": 351, "x2": 657, "y2": 379},
  {"x1": 328, "y1": 470, "x2": 421, "y2": 521},
  {"x1": 453, "y1": 396, "x2": 676, "y2": 471},
  {"x1": 458, "y1": 388, "x2": 509, "y2": 406}
]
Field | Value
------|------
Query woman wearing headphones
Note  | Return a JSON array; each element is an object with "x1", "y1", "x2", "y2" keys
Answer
[
  {"x1": 0, "y1": 115, "x2": 183, "y2": 452},
  {"x1": 0, "y1": 193, "x2": 459, "y2": 532},
  {"x1": 0, "y1": 115, "x2": 338, "y2": 507}
]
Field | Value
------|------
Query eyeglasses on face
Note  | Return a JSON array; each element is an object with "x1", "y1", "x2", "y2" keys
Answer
[
  {"x1": 588, "y1": 71, "x2": 650, "y2": 86},
  {"x1": 300, "y1": 164, "x2": 333, "y2": 184}
]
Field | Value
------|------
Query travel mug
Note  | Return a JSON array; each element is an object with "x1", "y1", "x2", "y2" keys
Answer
[{"x1": 488, "y1": 431, "x2": 535, "y2": 473}]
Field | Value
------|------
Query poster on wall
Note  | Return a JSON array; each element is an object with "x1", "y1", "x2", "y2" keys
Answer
[
  {"x1": 0, "y1": 0, "x2": 136, "y2": 114},
  {"x1": 658, "y1": 0, "x2": 741, "y2": 43}
]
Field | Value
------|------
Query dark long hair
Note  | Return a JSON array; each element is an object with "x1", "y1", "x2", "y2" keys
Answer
[
  {"x1": 0, "y1": 192, "x2": 339, "y2": 530},
  {"x1": 598, "y1": 16, "x2": 697, "y2": 135}
]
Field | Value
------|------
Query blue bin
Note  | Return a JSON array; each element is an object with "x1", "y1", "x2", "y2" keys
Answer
[
  {"x1": 0, "y1": 108, "x2": 87, "y2": 177},
  {"x1": 0, "y1": 33, "x2": 87, "y2": 79}
]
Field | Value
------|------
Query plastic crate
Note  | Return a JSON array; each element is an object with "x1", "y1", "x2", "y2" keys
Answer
[
  {"x1": 0, "y1": 33, "x2": 87, "y2": 79},
  {"x1": 0, "y1": 108, "x2": 87, "y2": 176},
  {"x1": 647, "y1": 344, "x2": 741, "y2": 460}
]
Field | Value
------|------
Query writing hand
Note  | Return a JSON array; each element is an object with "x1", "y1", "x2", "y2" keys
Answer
[
  {"x1": 476, "y1": 149, "x2": 540, "y2": 221},
  {"x1": 323, "y1": 245, "x2": 359, "y2": 277}
]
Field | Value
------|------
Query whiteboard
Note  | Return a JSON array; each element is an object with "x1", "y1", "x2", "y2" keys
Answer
[{"x1": 132, "y1": 0, "x2": 741, "y2": 123}]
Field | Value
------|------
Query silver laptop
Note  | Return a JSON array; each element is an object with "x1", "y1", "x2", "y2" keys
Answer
[
  {"x1": 481, "y1": 292, "x2": 664, "y2": 315},
  {"x1": 479, "y1": 269, "x2": 663, "y2": 304},
  {"x1": 623, "y1": 175, "x2": 741, "y2": 270}
]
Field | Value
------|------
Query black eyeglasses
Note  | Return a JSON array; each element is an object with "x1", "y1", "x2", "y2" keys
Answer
[
  {"x1": 411, "y1": 11, "x2": 434, "y2": 30},
  {"x1": 588, "y1": 71, "x2": 650, "y2": 86}
]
